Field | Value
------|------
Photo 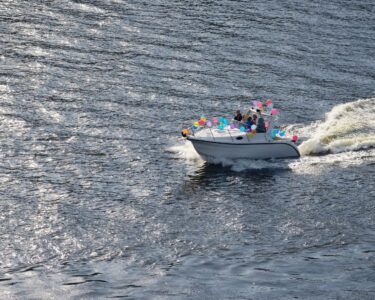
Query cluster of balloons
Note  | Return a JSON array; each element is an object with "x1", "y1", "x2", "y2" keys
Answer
[
  {"x1": 194, "y1": 115, "x2": 229, "y2": 130},
  {"x1": 252, "y1": 99, "x2": 273, "y2": 109},
  {"x1": 194, "y1": 115, "x2": 207, "y2": 127},
  {"x1": 193, "y1": 114, "x2": 262, "y2": 137},
  {"x1": 251, "y1": 99, "x2": 281, "y2": 116},
  {"x1": 271, "y1": 129, "x2": 298, "y2": 142},
  {"x1": 187, "y1": 100, "x2": 299, "y2": 143},
  {"x1": 272, "y1": 129, "x2": 285, "y2": 139}
]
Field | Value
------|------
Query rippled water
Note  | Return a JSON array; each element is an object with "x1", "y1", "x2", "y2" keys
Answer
[{"x1": 1, "y1": 0, "x2": 374, "y2": 299}]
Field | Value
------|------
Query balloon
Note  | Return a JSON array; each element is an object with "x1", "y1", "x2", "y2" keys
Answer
[
  {"x1": 240, "y1": 126, "x2": 245, "y2": 132},
  {"x1": 222, "y1": 118, "x2": 229, "y2": 125},
  {"x1": 213, "y1": 117, "x2": 219, "y2": 124},
  {"x1": 230, "y1": 123, "x2": 237, "y2": 129},
  {"x1": 218, "y1": 124, "x2": 224, "y2": 130},
  {"x1": 206, "y1": 121, "x2": 212, "y2": 127},
  {"x1": 257, "y1": 102, "x2": 263, "y2": 108},
  {"x1": 201, "y1": 117, "x2": 206, "y2": 122},
  {"x1": 265, "y1": 121, "x2": 269, "y2": 128},
  {"x1": 252, "y1": 100, "x2": 258, "y2": 107},
  {"x1": 279, "y1": 130, "x2": 285, "y2": 137},
  {"x1": 265, "y1": 103, "x2": 274, "y2": 113},
  {"x1": 272, "y1": 129, "x2": 279, "y2": 138},
  {"x1": 271, "y1": 108, "x2": 279, "y2": 115},
  {"x1": 198, "y1": 119, "x2": 205, "y2": 126},
  {"x1": 266, "y1": 99, "x2": 272, "y2": 106},
  {"x1": 194, "y1": 121, "x2": 199, "y2": 127},
  {"x1": 292, "y1": 135, "x2": 298, "y2": 142},
  {"x1": 251, "y1": 124, "x2": 257, "y2": 131},
  {"x1": 251, "y1": 129, "x2": 256, "y2": 134}
]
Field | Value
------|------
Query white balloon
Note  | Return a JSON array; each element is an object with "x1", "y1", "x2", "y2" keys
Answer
[{"x1": 251, "y1": 125, "x2": 257, "y2": 130}]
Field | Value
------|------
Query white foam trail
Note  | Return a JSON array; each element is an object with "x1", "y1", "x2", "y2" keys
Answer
[
  {"x1": 167, "y1": 140, "x2": 203, "y2": 162},
  {"x1": 299, "y1": 98, "x2": 375, "y2": 155}
]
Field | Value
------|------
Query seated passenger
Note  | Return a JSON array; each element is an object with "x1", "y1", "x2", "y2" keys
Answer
[
  {"x1": 234, "y1": 110, "x2": 243, "y2": 121},
  {"x1": 245, "y1": 116, "x2": 254, "y2": 128},
  {"x1": 252, "y1": 114, "x2": 258, "y2": 125},
  {"x1": 256, "y1": 117, "x2": 266, "y2": 133}
]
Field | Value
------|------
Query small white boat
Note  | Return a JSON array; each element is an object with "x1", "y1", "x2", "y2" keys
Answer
[
  {"x1": 183, "y1": 106, "x2": 300, "y2": 162},
  {"x1": 187, "y1": 129, "x2": 300, "y2": 161}
]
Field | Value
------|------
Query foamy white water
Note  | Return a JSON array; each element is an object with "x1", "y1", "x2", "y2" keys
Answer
[
  {"x1": 167, "y1": 140, "x2": 203, "y2": 161},
  {"x1": 299, "y1": 98, "x2": 375, "y2": 155}
]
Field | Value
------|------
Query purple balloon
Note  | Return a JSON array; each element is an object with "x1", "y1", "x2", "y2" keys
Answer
[{"x1": 230, "y1": 123, "x2": 236, "y2": 129}]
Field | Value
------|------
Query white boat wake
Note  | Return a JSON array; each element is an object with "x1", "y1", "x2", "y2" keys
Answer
[{"x1": 298, "y1": 98, "x2": 375, "y2": 155}]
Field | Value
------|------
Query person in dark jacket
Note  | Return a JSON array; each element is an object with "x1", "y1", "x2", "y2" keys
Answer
[
  {"x1": 245, "y1": 116, "x2": 254, "y2": 128},
  {"x1": 234, "y1": 110, "x2": 243, "y2": 121},
  {"x1": 256, "y1": 117, "x2": 266, "y2": 132}
]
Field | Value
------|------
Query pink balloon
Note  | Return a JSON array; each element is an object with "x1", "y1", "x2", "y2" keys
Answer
[
  {"x1": 265, "y1": 121, "x2": 269, "y2": 128},
  {"x1": 271, "y1": 108, "x2": 279, "y2": 115},
  {"x1": 207, "y1": 121, "x2": 212, "y2": 127},
  {"x1": 257, "y1": 101, "x2": 263, "y2": 108},
  {"x1": 266, "y1": 99, "x2": 272, "y2": 106},
  {"x1": 213, "y1": 117, "x2": 219, "y2": 124}
]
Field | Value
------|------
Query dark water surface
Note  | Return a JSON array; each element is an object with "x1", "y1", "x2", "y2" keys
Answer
[{"x1": 0, "y1": 0, "x2": 374, "y2": 299}]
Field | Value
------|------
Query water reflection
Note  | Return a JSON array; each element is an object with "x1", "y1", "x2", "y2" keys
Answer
[{"x1": 187, "y1": 160, "x2": 291, "y2": 185}]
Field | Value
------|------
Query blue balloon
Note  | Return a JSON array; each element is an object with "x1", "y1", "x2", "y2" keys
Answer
[{"x1": 240, "y1": 126, "x2": 245, "y2": 132}]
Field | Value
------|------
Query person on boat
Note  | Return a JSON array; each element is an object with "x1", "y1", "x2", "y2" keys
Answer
[
  {"x1": 245, "y1": 116, "x2": 254, "y2": 128},
  {"x1": 252, "y1": 114, "x2": 258, "y2": 125},
  {"x1": 256, "y1": 117, "x2": 267, "y2": 133},
  {"x1": 234, "y1": 110, "x2": 243, "y2": 121}
]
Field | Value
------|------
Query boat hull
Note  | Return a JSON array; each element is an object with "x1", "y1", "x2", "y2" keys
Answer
[{"x1": 187, "y1": 137, "x2": 300, "y2": 161}]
